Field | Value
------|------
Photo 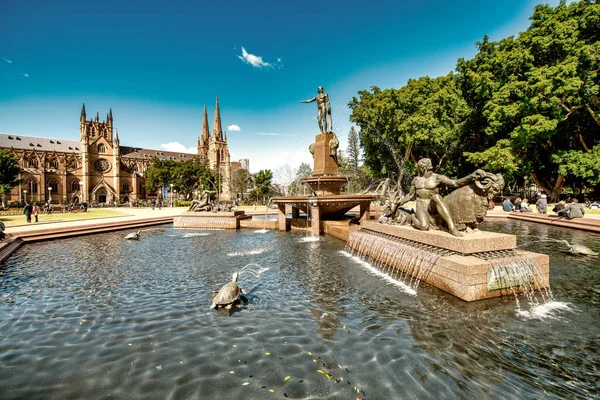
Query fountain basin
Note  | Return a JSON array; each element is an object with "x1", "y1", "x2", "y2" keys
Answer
[{"x1": 301, "y1": 175, "x2": 348, "y2": 196}]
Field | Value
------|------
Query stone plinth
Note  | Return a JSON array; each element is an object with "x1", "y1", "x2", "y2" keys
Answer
[
  {"x1": 313, "y1": 132, "x2": 339, "y2": 175},
  {"x1": 348, "y1": 223, "x2": 549, "y2": 302},
  {"x1": 174, "y1": 211, "x2": 248, "y2": 229},
  {"x1": 361, "y1": 221, "x2": 516, "y2": 255}
]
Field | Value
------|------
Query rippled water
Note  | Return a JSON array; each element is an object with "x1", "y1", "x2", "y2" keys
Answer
[{"x1": 0, "y1": 221, "x2": 599, "y2": 399}]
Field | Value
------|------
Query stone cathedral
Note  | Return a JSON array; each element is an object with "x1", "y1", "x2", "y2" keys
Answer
[{"x1": 0, "y1": 96, "x2": 234, "y2": 204}]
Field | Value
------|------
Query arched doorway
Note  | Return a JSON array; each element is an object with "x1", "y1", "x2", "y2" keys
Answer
[
  {"x1": 72, "y1": 196, "x2": 79, "y2": 204},
  {"x1": 98, "y1": 190, "x2": 107, "y2": 204}
]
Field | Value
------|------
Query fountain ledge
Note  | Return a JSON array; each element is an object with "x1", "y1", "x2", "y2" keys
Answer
[
  {"x1": 361, "y1": 221, "x2": 516, "y2": 255},
  {"x1": 349, "y1": 221, "x2": 550, "y2": 302},
  {"x1": 173, "y1": 211, "x2": 250, "y2": 229}
]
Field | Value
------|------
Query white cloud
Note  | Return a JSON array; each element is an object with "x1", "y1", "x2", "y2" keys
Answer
[
  {"x1": 20, "y1": 73, "x2": 29, "y2": 77},
  {"x1": 237, "y1": 47, "x2": 271, "y2": 68},
  {"x1": 253, "y1": 132, "x2": 297, "y2": 137},
  {"x1": 2, "y1": 58, "x2": 12, "y2": 64},
  {"x1": 160, "y1": 142, "x2": 196, "y2": 154},
  {"x1": 227, "y1": 124, "x2": 241, "y2": 131},
  {"x1": 277, "y1": 58, "x2": 281, "y2": 62}
]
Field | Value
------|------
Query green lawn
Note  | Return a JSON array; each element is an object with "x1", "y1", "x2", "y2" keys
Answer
[{"x1": 0, "y1": 208, "x2": 131, "y2": 227}]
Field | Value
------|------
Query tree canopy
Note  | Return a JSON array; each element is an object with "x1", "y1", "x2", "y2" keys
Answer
[
  {"x1": 0, "y1": 150, "x2": 21, "y2": 207},
  {"x1": 144, "y1": 157, "x2": 215, "y2": 199},
  {"x1": 350, "y1": 0, "x2": 600, "y2": 200}
]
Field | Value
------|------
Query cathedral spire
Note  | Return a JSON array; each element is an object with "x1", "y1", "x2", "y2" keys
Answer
[
  {"x1": 202, "y1": 104, "x2": 210, "y2": 143},
  {"x1": 80, "y1": 103, "x2": 86, "y2": 122},
  {"x1": 96, "y1": 111, "x2": 99, "y2": 122},
  {"x1": 213, "y1": 95, "x2": 223, "y2": 141},
  {"x1": 109, "y1": 108, "x2": 113, "y2": 122}
]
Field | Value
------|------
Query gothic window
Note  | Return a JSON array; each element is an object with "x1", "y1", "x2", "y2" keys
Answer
[
  {"x1": 26, "y1": 179, "x2": 38, "y2": 193},
  {"x1": 122, "y1": 181, "x2": 130, "y2": 192},
  {"x1": 71, "y1": 181, "x2": 80, "y2": 191},
  {"x1": 28, "y1": 157, "x2": 39, "y2": 168},
  {"x1": 48, "y1": 179, "x2": 59, "y2": 193},
  {"x1": 49, "y1": 158, "x2": 59, "y2": 169},
  {"x1": 98, "y1": 144, "x2": 106, "y2": 153}
]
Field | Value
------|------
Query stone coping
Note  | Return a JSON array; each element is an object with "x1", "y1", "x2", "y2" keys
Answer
[
  {"x1": 272, "y1": 194, "x2": 375, "y2": 202},
  {"x1": 360, "y1": 221, "x2": 516, "y2": 255},
  {"x1": 507, "y1": 212, "x2": 600, "y2": 233},
  {"x1": 180, "y1": 211, "x2": 245, "y2": 217}
]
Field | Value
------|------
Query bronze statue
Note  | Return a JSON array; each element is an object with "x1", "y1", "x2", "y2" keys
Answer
[
  {"x1": 396, "y1": 158, "x2": 485, "y2": 236},
  {"x1": 301, "y1": 86, "x2": 332, "y2": 133},
  {"x1": 434, "y1": 172, "x2": 504, "y2": 233},
  {"x1": 189, "y1": 190, "x2": 216, "y2": 212}
]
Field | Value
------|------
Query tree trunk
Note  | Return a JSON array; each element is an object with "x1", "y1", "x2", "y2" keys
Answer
[{"x1": 531, "y1": 172, "x2": 564, "y2": 203}]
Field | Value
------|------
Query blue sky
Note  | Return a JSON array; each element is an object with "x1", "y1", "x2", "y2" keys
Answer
[{"x1": 0, "y1": 0, "x2": 564, "y2": 175}]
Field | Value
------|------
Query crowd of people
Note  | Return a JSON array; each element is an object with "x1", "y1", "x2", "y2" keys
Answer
[{"x1": 500, "y1": 194, "x2": 591, "y2": 219}]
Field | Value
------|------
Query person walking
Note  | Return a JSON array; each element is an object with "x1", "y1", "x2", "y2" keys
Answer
[
  {"x1": 33, "y1": 202, "x2": 40, "y2": 222},
  {"x1": 536, "y1": 194, "x2": 548, "y2": 214},
  {"x1": 23, "y1": 202, "x2": 33, "y2": 223}
]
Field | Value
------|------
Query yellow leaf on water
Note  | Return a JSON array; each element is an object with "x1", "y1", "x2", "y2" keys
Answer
[
  {"x1": 338, "y1": 364, "x2": 343, "y2": 369},
  {"x1": 233, "y1": 345, "x2": 237, "y2": 347},
  {"x1": 313, "y1": 359, "x2": 317, "y2": 363},
  {"x1": 308, "y1": 352, "x2": 312, "y2": 355},
  {"x1": 284, "y1": 376, "x2": 290, "y2": 381},
  {"x1": 265, "y1": 352, "x2": 271, "y2": 355},
  {"x1": 343, "y1": 325, "x2": 346, "y2": 329},
  {"x1": 230, "y1": 370, "x2": 235, "y2": 374},
  {"x1": 242, "y1": 382, "x2": 249, "y2": 386},
  {"x1": 269, "y1": 389, "x2": 275, "y2": 393},
  {"x1": 326, "y1": 374, "x2": 333, "y2": 380},
  {"x1": 317, "y1": 369, "x2": 325, "y2": 374}
]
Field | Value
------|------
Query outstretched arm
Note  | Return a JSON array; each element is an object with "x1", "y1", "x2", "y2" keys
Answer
[
  {"x1": 440, "y1": 169, "x2": 485, "y2": 188},
  {"x1": 300, "y1": 96, "x2": 317, "y2": 103}
]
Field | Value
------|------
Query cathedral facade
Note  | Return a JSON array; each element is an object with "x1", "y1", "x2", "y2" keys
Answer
[{"x1": 0, "y1": 97, "x2": 233, "y2": 204}]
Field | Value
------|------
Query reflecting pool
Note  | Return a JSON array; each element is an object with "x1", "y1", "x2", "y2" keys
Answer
[{"x1": 0, "y1": 220, "x2": 598, "y2": 399}]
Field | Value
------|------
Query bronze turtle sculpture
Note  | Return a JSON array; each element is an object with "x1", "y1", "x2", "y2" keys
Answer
[
  {"x1": 562, "y1": 240, "x2": 598, "y2": 256},
  {"x1": 124, "y1": 230, "x2": 141, "y2": 240},
  {"x1": 210, "y1": 271, "x2": 243, "y2": 309}
]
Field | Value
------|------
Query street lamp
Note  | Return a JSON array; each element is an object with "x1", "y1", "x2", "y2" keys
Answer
[
  {"x1": 23, "y1": 189, "x2": 27, "y2": 204},
  {"x1": 48, "y1": 186, "x2": 52, "y2": 203},
  {"x1": 79, "y1": 180, "x2": 84, "y2": 203},
  {"x1": 170, "y1": 183, "x2": 174, "y2": 207}
]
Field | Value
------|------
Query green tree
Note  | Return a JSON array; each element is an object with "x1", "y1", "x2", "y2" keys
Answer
[
  {"x1": 349, "y1": 73, "x2": 470, "y2": 184},
  {"x1": 144, "y1": 157, "x2": 176, "y2": 195},
  {"x1": 171, "y1": 158, "x2": 215, "y2": 199},
  {"x1": 0, "y1": 150, "x2": 21, "y2": 208},
  {"x1": 347, "y1": 126, "x2": 360, "y2": 176},
  {"x1": 457, "y1": 1, "x2": 600, "y2": 199},
  {"x1": 251, "y1": 169, "x2": 274, "y2": 203}
]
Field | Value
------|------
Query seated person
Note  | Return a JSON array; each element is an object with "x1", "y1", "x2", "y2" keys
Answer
[
  {"x1": 514, "y1": 197, "x2": 522, "y2": 212},
  {"x1": 520, "y1": 198, "x2": 532, "y2": 212},
  {"x1": 553, "y1": 200, "x2": 568, "y2": 216},
  {"x1": 590, "y1": 201, "x2": 599, "y2": 210},
  {"x1": 567, "y1": 199, "x2": 585, "y2": 219},
  {"x1": 502, "y1": 197, "x2": 513, "y2": 212}
]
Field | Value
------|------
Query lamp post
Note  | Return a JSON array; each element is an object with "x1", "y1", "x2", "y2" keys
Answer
[
  {"x1": 30, "y1": 180, "x2": 33, "y2": 202},
  {"x1": 79, "y1": 180, "x2": 84, "y2": 203},
  {"x1": 23, "y1": 190, "x2": 27, "y2": 204},
  {"x1": 48, "y1": 186, "x2": 52, "y2": 203},
  {"x1": 170, "y1": 183, "x2": 174, "y2": 207}
]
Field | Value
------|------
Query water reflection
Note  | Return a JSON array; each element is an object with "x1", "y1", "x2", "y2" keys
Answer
[{"x1": 0, "y1": 223, "x2": 597, "y2": 399}]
